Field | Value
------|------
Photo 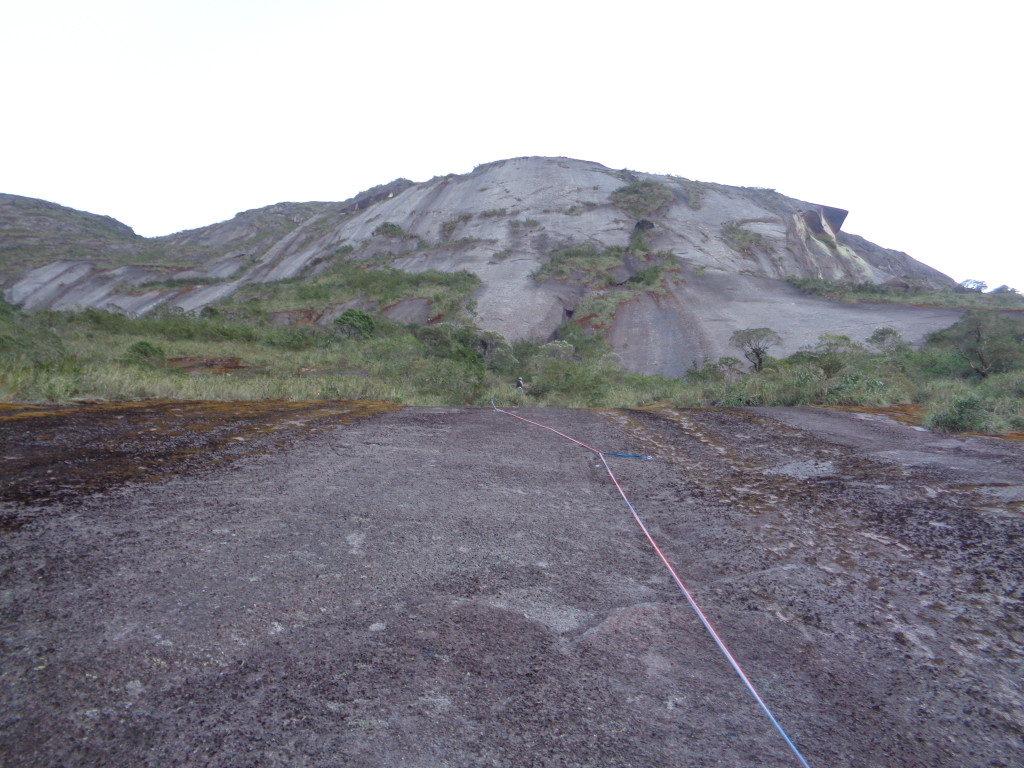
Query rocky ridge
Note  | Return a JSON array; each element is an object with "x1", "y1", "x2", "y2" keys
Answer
[{"x1": 2, "y1": 158, "x2": 961, "y2": 374}]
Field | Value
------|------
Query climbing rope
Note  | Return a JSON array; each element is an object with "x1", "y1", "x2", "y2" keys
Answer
[
  {"x1": 488, "y1": 401, "x2": 652, "y2": 459},
  {"x1": 491, "y1": 401, "x2": 813, "y2": 768}
]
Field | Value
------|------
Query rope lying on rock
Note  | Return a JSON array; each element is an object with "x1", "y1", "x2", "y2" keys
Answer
[{"x1": 490, "y1": 401, "x2": 812, "y2": 768}]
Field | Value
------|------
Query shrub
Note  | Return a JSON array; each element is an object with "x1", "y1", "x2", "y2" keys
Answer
[
  {"x1": 123, "y1": 340, "x2": 167, "y2": 366},
  {"x1": 627, "y1": 265, "x2": 662, "y2": 288},
  {"x1": 373, "y1": 222, "x2": 405, "y2": 238},
  {"x1": 527, "y1": 357, "x2": 609, "y2": 406},
  {"x1": 441, "y1": 213, "x2": 473, "y2": 239},
  {"x1": 540, "y1": 340, "x2": 576, "y2": 361},
  {"x1": 866, "y1": 326, "x2": 906, "y2": 352},
  {"x1": 925, "y1": 392, "x2": 991, "y2": 433},
  {"x1": 334, "y1": 308, "x2": 377, "y2": 339},
  {"x1": 610, "y1": 180, "x2": 674, "y2": 219},
  {"x1": 925, "y1": 311, "x2": 1024, "y2": 378}
]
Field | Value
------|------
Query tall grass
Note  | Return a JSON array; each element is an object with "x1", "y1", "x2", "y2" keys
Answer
[
  {"x1": 219, "y1": 263, "x2": 480, "y2": 318},
  {"x1": 2, "y1": 297, "x2": 1022, "y2": 435}
]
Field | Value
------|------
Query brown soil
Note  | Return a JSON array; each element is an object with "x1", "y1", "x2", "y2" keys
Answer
[{"x1": 1, "y1": 402, "x2": 1021, "y2": 767}]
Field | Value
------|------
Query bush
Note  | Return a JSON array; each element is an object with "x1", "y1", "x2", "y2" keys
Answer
[
  {"x1": 925, "y1": 392, "x2": 992, "y2": 433},
  {"x1": 334, "y1": 308, "x2": 377, "y2": 339},
  {"x1": 373, "y1": 222, "x2": 405, "y2": 238},
  {"x1": 925, "y1": 311, "x2": 1024, "y2": 378},
  {"x1": 528, "y1": 358, "x2": 609, "y2": 406},
  {"x1": 610, "y1": 180, "x2": 674, "y2": 219},
  {"x1": 441, "y1": 214, "x2": 473, "y2": 239}
]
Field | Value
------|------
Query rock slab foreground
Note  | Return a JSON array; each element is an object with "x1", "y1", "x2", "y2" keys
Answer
[{"x1": 1, "y1": 403, "x2": 1022, "y2": 767}]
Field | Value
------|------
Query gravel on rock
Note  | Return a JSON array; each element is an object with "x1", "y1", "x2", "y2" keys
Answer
[{"x1": 1, "y1": 402, "x2": 1022, "y2": 767}]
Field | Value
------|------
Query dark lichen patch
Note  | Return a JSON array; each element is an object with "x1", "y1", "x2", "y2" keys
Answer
[{"x1": 0, "y1": 399, "x2": 400, "y2": 530}]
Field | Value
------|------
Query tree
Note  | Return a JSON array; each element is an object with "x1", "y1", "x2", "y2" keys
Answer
[
  {"x1": 334, "y1": 308, "x2": 376, "y2": 338},
  {"x1": 808, "y1": 334, "x2": 860, "y2": 379},
  {"x1": 729, "y1": 328, "x2": 782, "y2": 371},
  {"x1": 926, "y1": 311, "x2": 1024, "y2": 378},
  {"x1": 866, "y1": 326, "x2": 906, "y2": 353}
]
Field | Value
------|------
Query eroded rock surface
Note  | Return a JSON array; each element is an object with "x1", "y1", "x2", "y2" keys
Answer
[
  {"x1": 2, "y1": 159, "x2": 962, "y2": 372},
  {"x1": 1, "y1": 403, "x2": 1020, "y2": 767}
]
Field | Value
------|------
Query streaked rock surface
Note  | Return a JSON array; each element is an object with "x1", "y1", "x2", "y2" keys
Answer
[{"x1": 2, "y1": 158, "x2": 960, "y2": 373}]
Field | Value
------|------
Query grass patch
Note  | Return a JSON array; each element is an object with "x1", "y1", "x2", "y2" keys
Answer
[
  {"x1": 533, "y1": 243, "x2": 623, "y2": 286},
  {"x1": 684, "y1": 181, "x2": 710, "y2": 210},
  {"x1": 4, "y1": 288, "x2": 1023, "y2": 435},
  {"x1": 610, "y1": 180, "x2": 674, "y2": 219},
  {"x1": 373, "y1": 222, "x2": 406, "y2": 237},
  {"x1": 218, "y1": 262, "x2": 480, "y2": 319},
  {"x1": 721, "y1": 221, "x2": 768, "y2": 257},
  {"x1": 509, "y1": 219, "x2": 541, "y2": 232},
  {"x1": 441, "y1": 214, "x2": 473, "y2": 240}
]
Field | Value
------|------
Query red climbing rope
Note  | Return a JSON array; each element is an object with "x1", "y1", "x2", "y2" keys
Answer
[{"x1": 491, "y1": 403, "x2": 813, "y2": 768}]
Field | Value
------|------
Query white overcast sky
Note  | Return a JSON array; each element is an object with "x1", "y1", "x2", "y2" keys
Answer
[{"x1": 2, "y1": 0, "x2": 1020, "y2": 290}]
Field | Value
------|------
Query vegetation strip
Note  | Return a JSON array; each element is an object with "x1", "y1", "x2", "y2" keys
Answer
[{"x1": 2, "y1": 277, "x2": 1022, "y2": 434}]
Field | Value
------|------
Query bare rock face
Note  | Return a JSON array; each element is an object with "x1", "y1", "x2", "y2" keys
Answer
[{"x1": 1, "y1": 158, "x2": 959, "y2": 374}]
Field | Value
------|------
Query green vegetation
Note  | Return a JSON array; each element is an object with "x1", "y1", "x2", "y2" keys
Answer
[
  {"x1": 533, "y1": 242, "x2": 670, "y2": 290},
  {"x1": 925, "y1": 311, "x2": 1024, "y2": 378},
  {"x1": 627, "y1": 265, "x2": 663, "y2": 288},
  {"x1": 533, "y1": 243, "x2": 624, "y2": 286},
  {"x1": 532, "y1": 242, "x2": 670, "y2": 329},
  {"x1": 610, "y1": 180, "x2": 674, "y2": 219},
  {"x1": 218, "y1": 261, "x2": 479, "y2": 320},
  {"x1": 786, "y1": 276, "x2": 1024, "y2": 309},
  {"x1": 441, "y1": 213, "x2": 473, "y2": 240},
  {"x1": 0, "y1": 196, "x2": 347, "y2": 277},
  {"x1": 680, "y1": 318, "x2": 1024, "y2": 433},
  {"x1": 729, "y1": 327, "x2": 782, "y2": 372},
  {"x1": 677, "y1": 180, "x2": 713, "y2": 210},
  {"x1": 0, "y1": 296, "x2": 658, "y2": 408},
  {"x1": 3, "y1": 286, "x2": 1023, "y2": 434},
  {"x1": 721, "y1": 221, "x2": 768, "y2": 257},
  {"x1": 334, "y1": 308, "x2": 376, "y2": 338},
  {"x1": 372, "y1": 222, "x2": 406, "y2": 237},
  {"x1": 573, "y1": 293, "x2": 633, "y2": 330},
  {"x1": 479, "y1": 208, "x2": 507, "y2": 218},
  {"x1": 508, "y1": 219, "x2": 541, "y2": 233}
]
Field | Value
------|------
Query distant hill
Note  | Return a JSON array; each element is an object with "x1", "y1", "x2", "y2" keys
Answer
[{"x1": 1, "y1": 158, "x2": 964, "y2": 375}]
